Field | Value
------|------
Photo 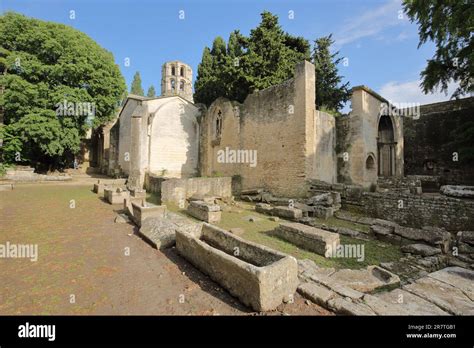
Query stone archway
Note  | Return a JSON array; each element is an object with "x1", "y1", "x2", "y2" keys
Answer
[{"x1": 377, "y1": 115, "x2": 396, "y2": 177}]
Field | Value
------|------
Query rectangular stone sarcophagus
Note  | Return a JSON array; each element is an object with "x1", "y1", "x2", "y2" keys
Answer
[
  {"x1": 176, "y1": 223, "x2": 298, "y2": 311},
  {"x1": 187, "y1": 200, "x2": 221, "y2": 223},
  {"x1": 131, "y1": 202, "x2": 167, "y2": 227},
  {"x1": 273, "y1": 222, "x2": 340, "y2": 257},
  {"x1": 104, "y1": 187, "x2": 129, "y2": 205}
]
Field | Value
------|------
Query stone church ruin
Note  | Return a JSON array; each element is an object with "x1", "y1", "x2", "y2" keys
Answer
[{"x1": 85, "y1": 59, "x2": 473, "y2": 314}]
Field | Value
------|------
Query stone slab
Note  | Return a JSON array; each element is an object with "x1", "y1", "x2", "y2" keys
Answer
[
  {"x1": 427, "y1": 267, "x2": 474, "y2": 301},
  {"x1": 401, "y1": 244, "x2": 442, "y2": 257},
  {"x1": 376, "y1": 289, "x2": 449, "y2": 315},
  {"x1": 403, "y1": 276, "x2": 474, "y2": 315},
  {"x1": 297, "y1": 282, "x2": 335, "y2": 306}
]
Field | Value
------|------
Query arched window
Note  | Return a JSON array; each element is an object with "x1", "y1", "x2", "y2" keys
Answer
[
  {"x1": 215, "y1": 110, "x2": 222, "y2": 138},
  {"x1": 179, "y1": 80, "x2": 185, "y2": 91},
  {"x1": 366, "y1": 155, "x2": 375, "y2": 170},
  {"x1": 171, "y1": 66, "x2": 176, "y2": 76},
  {"x1": 180, "y1": 67, "x2": 185, "y2": 77},
  {"x1": 170, "y1": 79, "x2": 176, "y2": 92}
]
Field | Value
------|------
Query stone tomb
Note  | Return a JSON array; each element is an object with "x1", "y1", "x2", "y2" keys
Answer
[
  {"x1": 273, "y1": 222, "x2": 340, "y2": 257},
  {"x1": 93, "y1": 180, "x2": 107, "y2": 196},
  {"x1": 187, "y1": 200, "x2": 221, "y2": 223},
  {"x1": 104, "y1": 187, "x2": 129, "y2": 205},
  {"x1": 139, "y1": 212, "x2": 202, "y2": 249},
  {"x1": 131, "y1": 201, "x2": 167, "y2": 227},
  {"x1": 176, "y1": 223, "x2": 298, "y2": 311}
]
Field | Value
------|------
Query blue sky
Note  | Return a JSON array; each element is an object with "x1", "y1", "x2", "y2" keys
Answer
[{"x1": 1, "y1": 0, "x2": 462, "y2": 105}]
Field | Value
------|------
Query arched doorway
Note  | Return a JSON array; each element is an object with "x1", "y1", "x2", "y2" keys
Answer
[{"x1": 377, "y1": 115, "x2": 396, "y2": 176}]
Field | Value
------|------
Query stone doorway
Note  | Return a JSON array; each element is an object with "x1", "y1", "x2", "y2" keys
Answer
[{"x1": 377, "y1": 115, "x2": 396, "y2": 177}]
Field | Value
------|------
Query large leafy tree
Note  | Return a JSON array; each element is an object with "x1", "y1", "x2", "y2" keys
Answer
[
  {"x1": 312, "y1": 34, "x2": 350, "y2": 113},
  {"x1": 130, "y1": 71, "x2": 144, "y2": 96},
  {"x1": 194, "y1": 11, "x2": 310, "y2": 106},
  {"x1": 0, "y1": 12, "x2": 126, "y2": 168},
  {"x1": 403, "y1": 0, "x2": 473, "y2": 98}
]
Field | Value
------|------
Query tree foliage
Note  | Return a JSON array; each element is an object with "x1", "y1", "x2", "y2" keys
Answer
[
  {"x1": 403, "y1": 0, "x2": 473, "y2": 98},
  {"x1": 130, "y1": 71, "x2": 144, "y2": 96},
  {"x1": 147, "y1": 85, "x2": 156, "y2": 97},
  {"x1": 0, "y1": 12, "x2": 126, "y2": 168},
  {"x1": 194, "y1": 11, "x2": 310, "y2": 106},
  {"x1": 312, "y1": 34, "x2": 350, "y2": 113}
]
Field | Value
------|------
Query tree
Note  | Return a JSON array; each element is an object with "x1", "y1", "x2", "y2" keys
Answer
[
  {"x1": 130, "y1": 71, "x2": 144, "y2": 96},
  {"x1": 147, "y1": 85, "x2": 156, "y2": 97},
  {"x1": 0, "y1": 12, "x2": 126, "y2": 169},
  {"x1": 312, "y1": 34, "x2": 350, "y2": 113},
  {"x1": 194, "y1": 11, "x2": 311, "y2": 106},
  {"x1": 403, "y1": 0, "x2": 473, "y2": 98}
]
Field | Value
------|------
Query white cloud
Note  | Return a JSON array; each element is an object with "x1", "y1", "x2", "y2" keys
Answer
[
  {"x1": 379, "y1": 80, "x2": 461, "y2": 104},
  {"x1": 334, "y1": 0, "x2": 406, "y2": 46}
]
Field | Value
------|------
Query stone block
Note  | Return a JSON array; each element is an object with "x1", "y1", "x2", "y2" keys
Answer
[
  {"x1": 104, "y1": 187, "x2": 129, "y2": 205},
  {"x1": 187, "y1": 200, "x2": 221, "y2": 223},
  {"x1": 327, "y1": 297, "x2": 376, "y2": 316},
  {"x1": 427, "y1": 267, "x2": 474, "y2": 301},
  {"x1": 297, "y1": 282, "x2": 335, "y2": 306},
  {"x1": 401, "y1": 243, "x2": 442, "y2": 257},
  {"x1": 273, "y1": 222, "x2": 340, "y2": 257},
  {"x1": 131, "y1": 202, "x2": 167, "y2": 227},
  {"x1": 458, "y1": 231, "x2": 474, "y2": 246},
  {"x1": 271, "y1": 206, "x2": 303, "y2": 220},
  {"x1": 139, "y1": 212, "x2": 202, "y2": 249},
  {"x1": 255, "y1": 203, "x2": 273, "y2": 214},
  {"x1": 313, "y1": 206, "x2": 334, "y2": 219},
  {"x1": 176, "y1": 223, "x2": 299, "y2": 311}
]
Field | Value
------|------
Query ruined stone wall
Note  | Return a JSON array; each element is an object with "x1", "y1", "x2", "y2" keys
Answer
[
  {"x1": 403, "y1": 97, "x2": 474, "y2": 185},
  {"x1": 311, "y1": 110, "x2": 336, "y2": 184},
  {"x1": 337, "y1": 87, "x2": 404, "y2": 187},
  {"x1": 356, "y1": 192, "x2": 474, "y2": 231},
  {"x1": 117, "y1": 98, "x2": 140, "y2": 175},
  {"x1": 200, "y1": 61, "x2": 316, "y2": 197}
]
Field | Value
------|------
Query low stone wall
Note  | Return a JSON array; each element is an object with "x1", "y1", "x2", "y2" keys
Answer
[
  {"x1": 356, "y1": 192, "x2": 474, "y2": 231},
  {"x1": 161, "y1": 177, "x2": 232, "y2": 204},
  {"x1": 176, "y1": 223, "x2": 298, "y2": 311}
]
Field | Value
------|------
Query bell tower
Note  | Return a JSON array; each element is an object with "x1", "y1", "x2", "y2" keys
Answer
[{"x1": 161, "y1": 61, "x2": 193, "y2": 102}]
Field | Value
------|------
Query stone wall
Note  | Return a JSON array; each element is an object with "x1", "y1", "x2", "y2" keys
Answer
[
  {"x1": 403, "y1": 97, "x2": 474, "y2": 185},
  {"x1": 200, "y1": 61, "x2": 331, "y2": 197},
  {"x1": 355, "y1": 192, "x2": 474, "y2": 231},
  {"x1": 161, "y1": 177, "x2": 232, "y2": 204},
  {"x1": 337, "y1": 86, "x2": 404, "y2": 188}
]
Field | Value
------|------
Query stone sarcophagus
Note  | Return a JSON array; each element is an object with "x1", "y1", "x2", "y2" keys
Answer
[
  {"x1": 104, "y1": 187, "x2": 129, "y2": 205},
  {"x1": 186, "y1": 200, "x2": 221, "y2": 223},
  {"x1": 131, "y1": 202, "x2": 167, "y2": 227},
  {"x1": 273, "y1": 222, "x2": 340, "y2": 257},
  {"x1": 176, "y1": 223, "x2": 298, "y2": 311}
]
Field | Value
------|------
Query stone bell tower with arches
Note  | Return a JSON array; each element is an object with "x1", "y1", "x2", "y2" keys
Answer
[{"x1": 161, "y1": 61, "x2": 194, "y2": 102}]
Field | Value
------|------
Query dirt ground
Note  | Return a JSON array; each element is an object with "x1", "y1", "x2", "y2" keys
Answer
[{"x1": 0, "y1": 183, "x2": 331, "y2": 316}]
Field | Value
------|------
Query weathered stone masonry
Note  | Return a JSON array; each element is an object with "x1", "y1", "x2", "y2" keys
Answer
[{"x1": 355, "y1": 192, "x2": 474, "y2": 231}]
